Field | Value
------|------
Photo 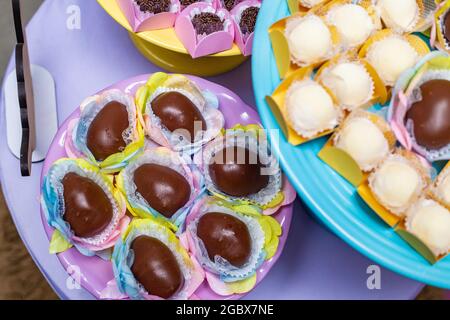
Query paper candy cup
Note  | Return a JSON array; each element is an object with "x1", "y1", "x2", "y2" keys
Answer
[
  {"x1": 318, "y1": 109, "x2": 396, "y2": 186},
  {"x1": 194, "y1": 124, "x2": 283, "y2": 208},
  {"x1": 265, "y1": 67, "x2": 342, "y2": 146},
  {"x1": 110, "y1": 218, "x2": 204, "y2": 300},
  {"x1": 137, "y1": 72, "x2": 224, "y2": 155},
  {"x1": 116, "y1": 147, "x2": 204, "y2": 230},
  {"x1": 116, "y1": 0, "x2": 180, "y2": 32},
  {"x1": 230, "y1": 0, "x2": 261, "y2": 56},
  {"x1": 315, "y1": 52, "x2": 388, "y2": 110},
  {"x1": 183, "y1": 196, "x2": 282, "y2": 295},
  {"x1": 269, "y1": 12, "x2": 341, "y2": 79},
  {"x1": 388, "y1": 51, "x2": 450, "y2": 162},
  {"x1": 287, "y1": 0, "x2": 330, "y2": 14},
  {"x1": 41, "y1": 158, "x2": 130, "y2": 256},
  {"x1": 65, "y1": 89, "x2": 145, "y2": 174},
  {"x1": 358, "y1": 29, "x2": 430, "y2": 87},
  {"x1": 175, "y1": 2, "x2": 235, "y2": 58}
]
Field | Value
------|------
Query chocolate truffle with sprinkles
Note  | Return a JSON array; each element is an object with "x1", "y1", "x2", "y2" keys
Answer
[
  {"x1": 135, "y1": 0, "x2": 171, "y2": 14},
  {"x1": 192, "y1": 12, "x2": 224, "y2": 35},
  {"x1": 180, "y1": 0, "x2": 200, "y2": 6},
  {"x1": 223, "y1": 0, "x2": 241, "y2": 11},
  {"x1": 239, "y1": 6, "x2": 259, "y2": 35}
]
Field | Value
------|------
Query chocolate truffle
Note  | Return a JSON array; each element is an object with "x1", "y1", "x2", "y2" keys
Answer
[
  {"x1": 131, "y1": 236, "x2": 184, "y2": 299},
  {"x1": 239, "y1": 6, "x2": 259, "y2": 35},
  {"x1": 133, "y1": 163, "x2": 191, "y2": 218},
  {"x1": 191, "y1": 12, "x2": 224, "y2": 35},
  {"x1": 208, "y1": 146, "x2": 269, "y2": 197},
  {"x1": 86, "y1": 101, "x2": 129, "y2": 161},
  {"x1": 406, "y1": 79, "x2": 450, "y2": 150},
  {"x1": 223, "y1": 0, "x2": 240, "y2": 11},
  {"x1": 135, "y1": 0, "x2": 171, "y2": 14},
  {"x1": 151, "y1": 92, "x2": 207, "y2": 143},
  {"x1": 444, "y1": 11, "x2": 450, "y2": 46},
  {"x1": 197, "y1": 212, "x2": 251, "y2": 267},
  {"x1": 180, "y1": 0, "x2": 199, "y2": 6},
  {"x1": 62, "y1": 172, "x2": 113, "y2": 238}
]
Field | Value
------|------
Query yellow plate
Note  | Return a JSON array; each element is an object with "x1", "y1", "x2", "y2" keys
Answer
[
  {"x1": 129, "y1": 32, "x2": 248, "y2": 77},
  {"x1": 97, "y1": 0, "x2": 242, "y2": 57}
]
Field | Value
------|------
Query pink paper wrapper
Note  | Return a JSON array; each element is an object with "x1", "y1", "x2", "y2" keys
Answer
[
  {"x1": 230, "y1": 0, "x2": 260, "y2": 56},
  {"x1": 116, "y1": 0, "x2": 181, "y2": 32},
  {"x1": 180, "y1": 0, "x2": 220, "y2": 10},
  {"x1": 175, "y1": 2, "x2": 235, "y2": 58}
]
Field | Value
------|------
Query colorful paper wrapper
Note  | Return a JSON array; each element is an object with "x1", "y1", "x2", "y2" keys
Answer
[
  {"x1": 388, "y1": 51, "x2": 450, "y2": 162},
  {"x1": 193, "y1": 124, "x2": 287, "y2": 211},
  {"x1": 116, "y1": 147, "x2": 204, "y2": 230},
  {"x1": 182, "y1": 196, "x2": 282, "y2": 295},
  {"x1": 104, "y1": 218, "x2": 204, "y2": 300},
  {"x1": 65, "y1": 89, "x2": 145, "y2": 174},
  {"x1": 137, "y1": 72, "x2": 225, "y2": 155},
  {"x1": 41, "y1": 158, "x2": 130, "y2": 256}
]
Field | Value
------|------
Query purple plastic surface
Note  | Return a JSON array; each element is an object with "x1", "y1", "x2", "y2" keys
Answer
[
  {"x1": 40, "y1": 74, "x2": 293, "y2": 300},
  {"x1": 0, "y1": 0, "x2": 426, "y2": 299}
]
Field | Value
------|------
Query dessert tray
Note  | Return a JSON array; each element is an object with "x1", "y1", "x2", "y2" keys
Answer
[
  {"x1": 97, "y1": 0, "x2": 261, "y2": 76},
  {"x1": 253, "y1": 0, "x2": 450, "y2": 288},
  {"x1": 40, "y1": 74, "x2": 295, "y2": 299}
]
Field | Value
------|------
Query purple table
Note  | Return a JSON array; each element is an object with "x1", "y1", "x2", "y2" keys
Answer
[{"x1": 0, "y1": 0, "x2": 424, "y2": 299}]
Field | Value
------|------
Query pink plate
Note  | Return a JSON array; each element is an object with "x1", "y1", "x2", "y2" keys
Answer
[{"x1": 40, "y1": 74, "x2": 294, "y2": 300}]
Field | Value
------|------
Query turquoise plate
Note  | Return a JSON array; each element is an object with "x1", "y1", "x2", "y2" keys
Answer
[{"x1": 252, "y1": 0, "x2": 450, "y2": 289}]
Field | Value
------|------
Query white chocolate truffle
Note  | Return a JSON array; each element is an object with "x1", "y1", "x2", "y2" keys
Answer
[
  {"x1": 369, "y1": 155, "x2": 423, "y2": 216},
  {"x1": 327, "y1": 4, "x2": 375, "y2": 47},
  {"x1": 286, "y1": 15, "x2": 333, "y2": 65},
  {"x1": 286, "y1": 80, "x2": 340, "y2": 138},
  {"x1": 406, "y1": 199, "x2": 450, "y2": 256},
  {"x1": 300, "y1": 0, "x2": 326, "y2": 8},
  {"x1": 378, "y1": 0, "x2": 419, "y2": 32},
  {"x1": 335, "y1": 117, "x2": 389, "y2": 171},
  {"x1": 366, "y1": 36, "x2": 418, "y2": 85},
  {"x1": 435, "y1": 169, "x2": 450, "y2": 205},
  {"x1": 322, "y1": 62, "x2": 373, "y2": 109}
]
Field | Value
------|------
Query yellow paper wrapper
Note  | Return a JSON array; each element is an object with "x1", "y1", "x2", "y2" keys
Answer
[
  {"x1": 269, "y1": 13, "x2": 341, "y2": 79},
  {"x1": 395, "y1": 220, "x2": 448, "y2": 265},
  {"x1": 287, "y1": 0, "x2": 331, "y2": 14},
  {"x1": 315, "y1": 0, "x2": 382, "y2": 33},
  {"x1": 319, "y1": 110, "x2": 395, "y2": 186},
  {"x1": 428, "y1": 161, "x2": 450, "y2": 210},
  {"x1": 315, "y1": 52, "x2": 388, "y2": 108},
  {"x1": 265, "y1": 67, "x2": 339, "y2": 145},
  {"x1": 358, "y1": 29, "x2": 430, "y2": 89},
  {"x1": 376, "y1": 0, "x2": 437, "y2": 33}
]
